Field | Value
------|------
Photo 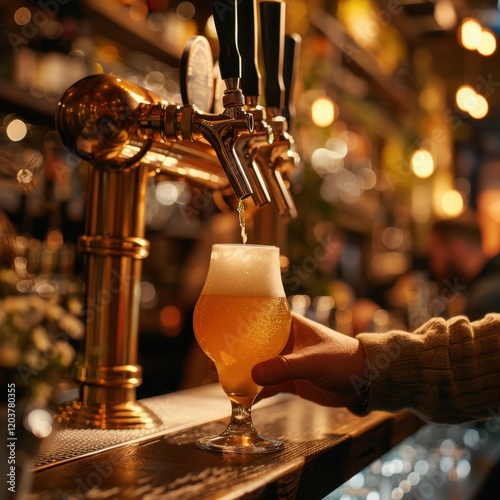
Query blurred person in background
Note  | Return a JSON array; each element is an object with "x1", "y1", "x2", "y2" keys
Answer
[{"x1": 429, "y1": 214, "x2": 500, "y2": 320}]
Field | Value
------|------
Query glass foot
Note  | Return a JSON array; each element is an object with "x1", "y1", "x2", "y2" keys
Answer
[{"x1": 197, "y1": 430, "x2": 284, "y2": 454}]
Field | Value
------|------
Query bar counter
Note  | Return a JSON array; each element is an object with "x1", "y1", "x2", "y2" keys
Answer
[{"x1": 29, "y1": 384, "x2": 423, "y2": 499}]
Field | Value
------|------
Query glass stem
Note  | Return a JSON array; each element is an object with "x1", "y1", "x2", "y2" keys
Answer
[{"x1": 225, "y1": 400, "x2": 258, "y2": 436}]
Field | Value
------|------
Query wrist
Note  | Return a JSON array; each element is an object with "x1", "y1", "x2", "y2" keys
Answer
[{"x1": 348, "y1": 340, "x2": 370, "y2": 415}]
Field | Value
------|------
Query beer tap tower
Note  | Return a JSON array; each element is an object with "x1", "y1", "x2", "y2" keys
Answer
[{"x1": 55, "y1": 0, "x2": 300, "y2": 429}]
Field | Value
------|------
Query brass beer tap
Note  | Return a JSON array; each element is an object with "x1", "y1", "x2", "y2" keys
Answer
[
  {"x1": 256, "y1": 1, "x2": 300, "y2": 221},
  {"x1": 54, "y1": 0, "x2": 299, "y2": 429},
  {"x1": 232, "y1": 0, "x2": 301, "y2": 222},
  {"x1": 54, "y1": 2, "x2": 257, "y2": 429}
]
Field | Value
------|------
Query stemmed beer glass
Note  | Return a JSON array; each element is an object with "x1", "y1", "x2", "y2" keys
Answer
[{"x1": 193, "y1": 244, "x2": 291, "y2": 453}]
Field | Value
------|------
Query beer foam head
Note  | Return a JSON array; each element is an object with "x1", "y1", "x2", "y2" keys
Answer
[{"x1": 202, "y1": 244, "x2": 285, "y2": 296}]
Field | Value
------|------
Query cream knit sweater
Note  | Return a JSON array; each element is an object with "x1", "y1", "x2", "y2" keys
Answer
[{"x1": 357, "y1": 313, "x2": 500, "y2": 424}]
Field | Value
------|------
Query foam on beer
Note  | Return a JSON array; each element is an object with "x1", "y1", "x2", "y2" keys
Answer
[{"x1": 202, "y1": 244, "x2": 285, "y2": 297}]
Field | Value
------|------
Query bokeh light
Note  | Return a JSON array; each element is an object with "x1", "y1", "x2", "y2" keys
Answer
[
  {"x1": 455, "y1": 85, "x2": 476, "y2": 111},
  {"x1": 441, "y1": 189, "x2": 464, "y2": 217},
  {"x1": 176, "y1": 2, "x2": 195, "y2": 20},
  {"x1": 477, "y1": 29, "x2": 497, "y2": 56},
  {"x1": 410, "y1": 149, "x2": 435, "y2": 178},
  {"x1": 468, "y1": 94, "x2": 488, "y2": 119},
  {"x1": 459, "y1": 18, "x2": 482, "y2": 50},
  {"x1": 6, "y1": 119, "x2": 28, "y2": 142},
  {"x1": 311, "y1": 97, "x2": 336, "y2": 127},
  {"x1": 14, "y1": 7, "x2": 31, "y2": 25},
  {"x1": 434, "y1": 0, "x2": 457, "y2": 30}
]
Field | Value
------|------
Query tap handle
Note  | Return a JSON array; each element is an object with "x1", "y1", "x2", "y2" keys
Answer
[
  {"x1": 259, "y1": 1, "x2": 286, "y2": 114},
  {"x1": 237, "y1": 0, "x2": 261, "y2": 102},
  {"x1": 283, "y1": 34, "x2": 301, "y2": 128},
  {"x1": 211, "y1": 0, "x2": 240, "y2": 82}
]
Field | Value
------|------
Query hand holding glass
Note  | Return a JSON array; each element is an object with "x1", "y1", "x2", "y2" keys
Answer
[{"x1": 193, "y1": 244, "x2": 291, "y2": 453}]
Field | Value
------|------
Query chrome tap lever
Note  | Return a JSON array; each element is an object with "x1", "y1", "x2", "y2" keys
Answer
[
  {"x1": 177, "y1": 103, "x2": 254, "y2": 201},
  {"x1": 257, "y1": 1, "x2": 298, "y2": 220}
]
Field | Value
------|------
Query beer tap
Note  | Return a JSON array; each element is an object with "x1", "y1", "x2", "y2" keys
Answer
[
  {"x1": 53, "y1": 2, "x2": 262, "y2": 429},
  {"x1": 231, "y1": 0, "x2": 272, "y2": 208},
  {"x1": 231, "y1": 0, "x2": 299, "y2": 220},
  {"x1": 254, "y1": 0, "x2": 299, "y2": 220},
  {"x1": 209, "y1": 0, "x2": 270, "y2": 208}
]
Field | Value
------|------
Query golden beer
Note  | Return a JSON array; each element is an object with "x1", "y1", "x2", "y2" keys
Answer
[
  {"x1": 193, "y1": 244, "x2": 291, "y2": 453},
  {"x1": 194, "y1": 295, "x2": 290, "y2": 406}
]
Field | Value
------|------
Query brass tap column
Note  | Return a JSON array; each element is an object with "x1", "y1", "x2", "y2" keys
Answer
[
  {"x1": 58, "y1": 163, "x2": 159, "y2": 428},
  {"x1": 53, "y1": 0, "x2": 299, "y2": 429}
]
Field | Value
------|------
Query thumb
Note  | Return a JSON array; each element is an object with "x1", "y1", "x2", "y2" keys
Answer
[{"x1": 252, "y1": 355, "x2": 300, "y2": 386}]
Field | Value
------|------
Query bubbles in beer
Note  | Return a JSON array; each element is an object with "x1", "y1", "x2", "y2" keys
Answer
[{"x1": 237, "y1": 199, "x2": 248, "y2": 244}]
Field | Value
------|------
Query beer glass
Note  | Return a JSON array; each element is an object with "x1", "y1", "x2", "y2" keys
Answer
[{"x1": 193, "y1": 244, "x2": 291, "y2": 453}]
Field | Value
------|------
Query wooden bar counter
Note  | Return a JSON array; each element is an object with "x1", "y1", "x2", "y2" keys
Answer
[{"x1": 29, "y1": 385, "x2": 423, "y2": 499}]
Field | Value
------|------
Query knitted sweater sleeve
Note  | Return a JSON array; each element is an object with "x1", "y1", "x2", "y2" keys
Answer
[{"x1": 356, "y1": 313, "x2": 500, "y2": 423}]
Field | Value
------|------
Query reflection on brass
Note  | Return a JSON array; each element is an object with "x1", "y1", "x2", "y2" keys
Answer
[
  {"x1": 57, "y1": 74, "x2": 253, "y2": 199},
  {"x1": 55, "y1": 74, "x2": 298, "y2": 429}
]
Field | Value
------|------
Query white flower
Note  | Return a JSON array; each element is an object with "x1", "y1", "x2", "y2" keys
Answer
[
  {"x1": 3, "y1": 295, "x2": 30, "y2": 314},
  {"x1": 32, "y1": 326, "x2": 51, "y2": 352},
  {"x1": 28, "y1": 294, "x2": 48, "y2": 313},
  {"x1": 24, "y1": 349, "x2": 48, "y2": 372},
  {"x1": 58, "y1": 313, "x2": 84, "y2": 340},
  {"x1": 67, "y1": 297, "x2": 83, "y2": 316},
  {"x1": 55, "y1": 340, "x2": 75, "y2": 367},
  {"x1": 46, "y1": 304, "x2": 64, "y2": 321}
]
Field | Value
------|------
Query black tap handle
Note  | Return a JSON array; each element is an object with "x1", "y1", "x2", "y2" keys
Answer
[
  {"x1": 211, "y1": 0, "x2": 240, "y2": 80},
  {"x1": 237, "y1": 0, "x2": 261, "y2": 100},
  {"x1": 259, "y1": 1, "x2": 286, "y2": 112},
  {"x1": 283, "y1": 34, "x2": 301, "y2": 126}
]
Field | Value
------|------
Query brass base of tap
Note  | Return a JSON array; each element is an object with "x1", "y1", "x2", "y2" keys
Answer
[
  {"x1": 55, "y1": 399, "x2": 161, "y2": 430},
  {"x1": 56, "y1": 384, "x2": 161, "y2": 429}
]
